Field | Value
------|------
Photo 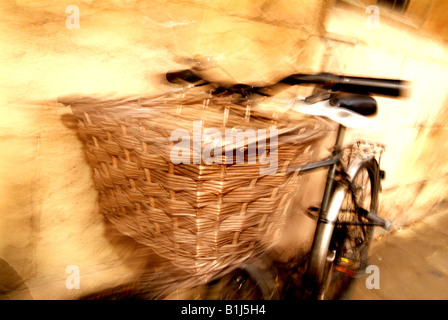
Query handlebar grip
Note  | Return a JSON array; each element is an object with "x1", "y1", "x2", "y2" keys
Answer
[
  {"x1": 166, "y1": 69, "x2": 204, "y2": 84},
  {"x1": 280, "y1": 73, "x2": 335, "y2": 86},
  {"x1": 333, "y1": 76, "x2": 409, "y2": 97},
  {"x1": 281, "y1": 73, "x2": 410, "y2": 97}
]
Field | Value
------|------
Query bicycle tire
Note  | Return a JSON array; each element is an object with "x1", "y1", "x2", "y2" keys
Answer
[
  {"x1": 318, "y1": 159, "x2": 380, "y2": 299},
  {"x1": 204, "y1": 256, "x2": 280, "y2": 300}
]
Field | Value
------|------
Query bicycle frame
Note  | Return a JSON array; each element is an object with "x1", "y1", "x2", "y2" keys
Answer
[
  {"x1": 290, "y1": 120, "x2": 383, "y2": 286},
  {"x1": 289, "y1": 123, "x2": 346, "y2": 286},
  {"x1": 288, "y1": 119, "x2": 390, "y2": 296}
]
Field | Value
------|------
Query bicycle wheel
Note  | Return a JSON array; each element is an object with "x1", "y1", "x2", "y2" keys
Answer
[
  {"x1": 319, "y1": 159, "x2": 380, "y2": 300},
  {"x1": 204, "y1": 257, "x2": 280, "y2": 300}
]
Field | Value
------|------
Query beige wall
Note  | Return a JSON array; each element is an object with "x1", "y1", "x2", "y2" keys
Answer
[
  {"x1": 0, "y1": 0, "x2": 447, "y2": 299},
  {"x1": 323, "y1": 1, "x2": 448, "y2": 231}
]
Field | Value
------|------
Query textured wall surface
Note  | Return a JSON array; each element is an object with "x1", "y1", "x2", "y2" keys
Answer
[{"x1": 0, "y1": 0, "x2": 447, "y2": 299}]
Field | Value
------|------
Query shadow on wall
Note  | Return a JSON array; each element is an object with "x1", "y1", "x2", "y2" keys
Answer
[{"x1": 0, "y1": 258, "x2": 33, "y2": 300}]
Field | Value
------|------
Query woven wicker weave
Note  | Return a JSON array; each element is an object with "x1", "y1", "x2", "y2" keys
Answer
[{"x1": 63, "y1": 88, "x2": 329, "y2": 281}]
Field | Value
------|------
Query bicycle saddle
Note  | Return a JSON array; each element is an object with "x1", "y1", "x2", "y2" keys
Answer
[{"x1": 329, "y1": 93, "x2": 377, "y2": 116}]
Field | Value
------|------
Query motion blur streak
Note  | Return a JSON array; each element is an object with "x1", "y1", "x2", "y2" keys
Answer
[{"x1": 0, "y1": 0, "x2": 447, "y2": 299}]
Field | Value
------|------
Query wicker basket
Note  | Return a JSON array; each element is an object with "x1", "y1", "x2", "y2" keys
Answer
[{"x1": 63, "y1": 88, "x2": 329, "y2": 281}]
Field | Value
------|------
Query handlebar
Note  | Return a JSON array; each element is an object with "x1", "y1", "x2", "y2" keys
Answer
[
  {"x1": 166, "y1": 69, "x2": 410, "y2": 98},
  {"x1": 280, "y1": 73, "x2": 409, "y2": 97}
]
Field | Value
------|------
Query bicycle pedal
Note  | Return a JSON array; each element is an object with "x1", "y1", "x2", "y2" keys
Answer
[{"x1": 366, "y1": 211, "x2": 393, "y2": 230}]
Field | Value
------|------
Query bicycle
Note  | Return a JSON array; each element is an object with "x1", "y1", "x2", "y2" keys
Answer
[{"x1": 164, "y1": 68, "x2": 409, "y2": 300}]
